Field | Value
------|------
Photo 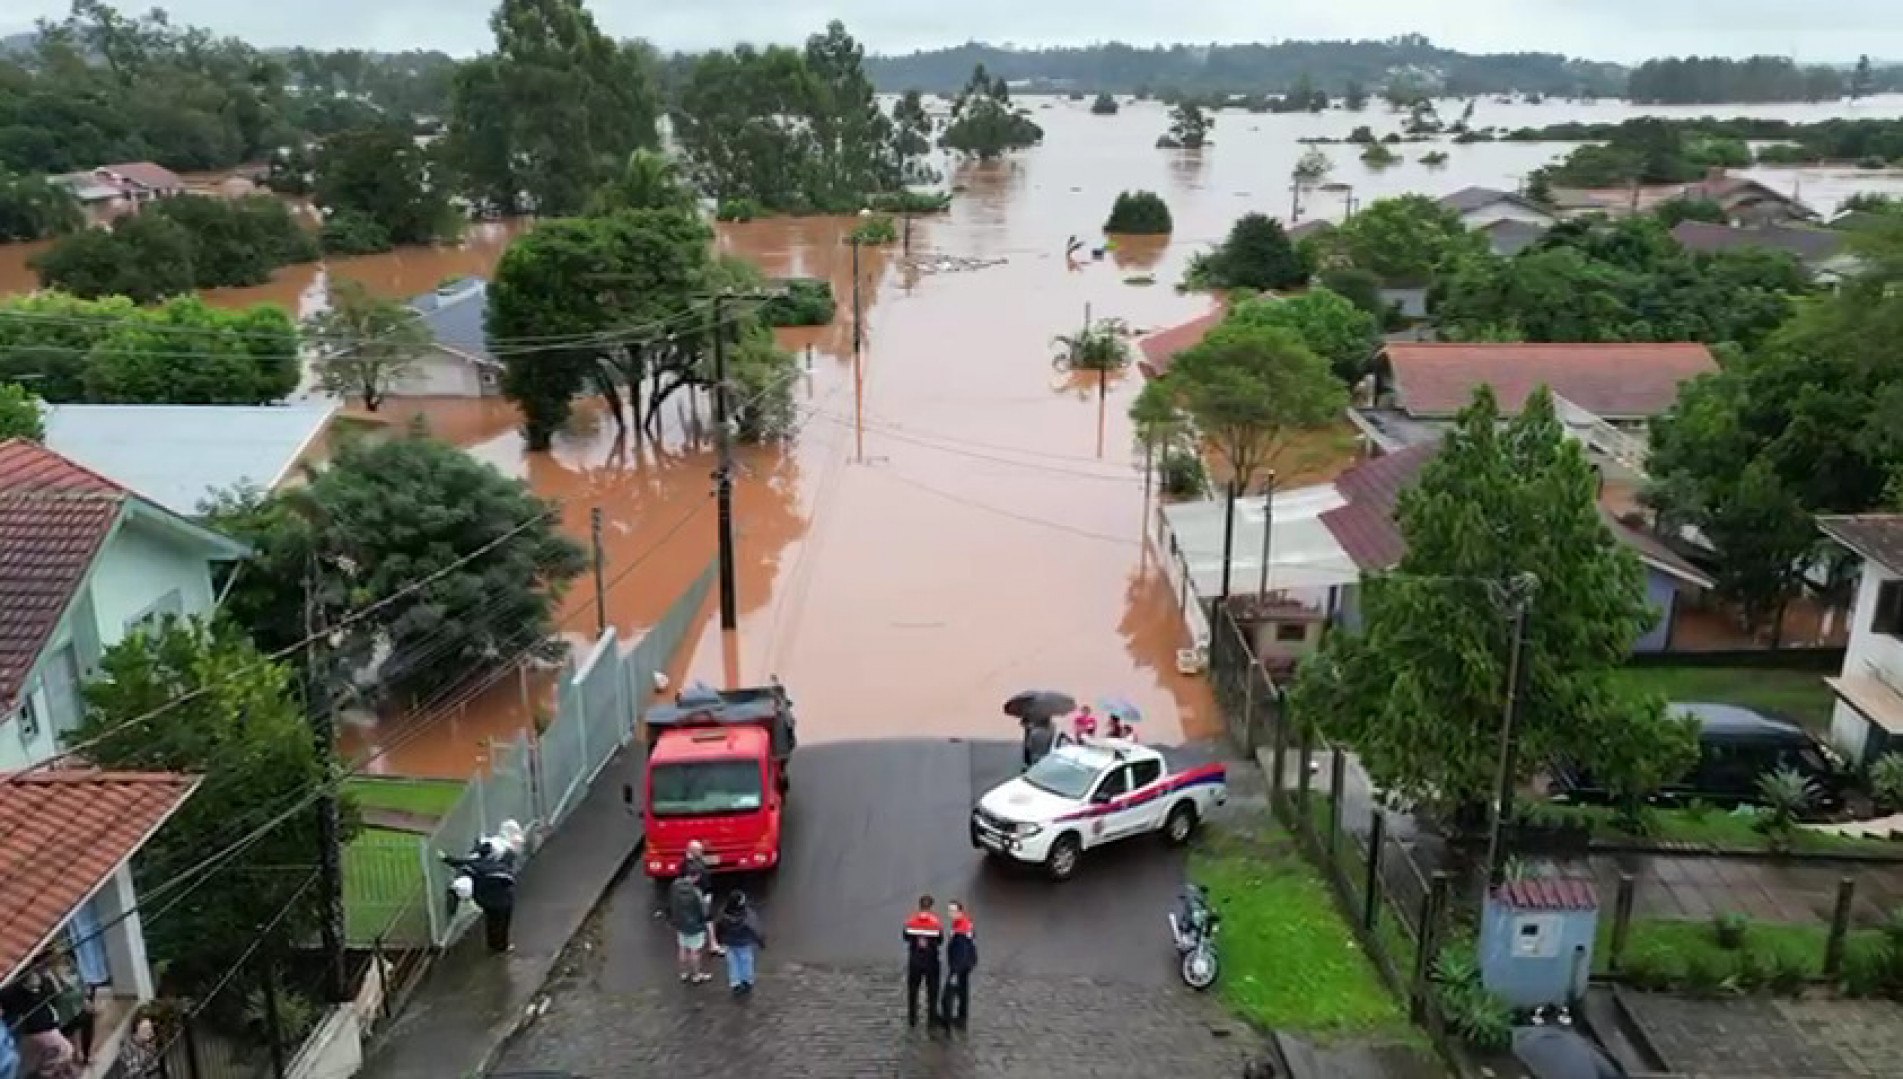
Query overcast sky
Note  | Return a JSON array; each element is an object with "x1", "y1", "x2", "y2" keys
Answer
[{"x1": 6, "y1": 1, "x2": 1901, "y2": 63}]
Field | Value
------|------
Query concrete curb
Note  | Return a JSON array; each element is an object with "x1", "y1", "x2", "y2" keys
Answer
[{"x1": 468, "y1": 835, "x2": 644, "y2": 1079}]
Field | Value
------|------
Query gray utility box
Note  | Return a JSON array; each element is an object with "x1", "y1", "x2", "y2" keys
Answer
[{"x1": 1479, "y1": 879, "x2": 1599, "y2": 1010}]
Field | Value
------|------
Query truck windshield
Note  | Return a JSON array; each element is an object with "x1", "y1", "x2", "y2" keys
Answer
[
  {"x1": 650, "y1": 760, "x2": 763, "y2": 818},
  {"x1": 1022, "y1": 754, "x2": 1099, "y2": 800}
]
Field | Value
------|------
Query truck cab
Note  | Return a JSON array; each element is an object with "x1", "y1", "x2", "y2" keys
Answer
[{"x1": 637, "y1": 681, "x2": 796, "y2": 879}]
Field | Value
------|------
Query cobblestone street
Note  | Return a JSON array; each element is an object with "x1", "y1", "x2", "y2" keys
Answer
[
  {"x1": 498, "y1": 958, "x2": 1268, "y2": 1078},
  {"x1": 1622, "y1": 993, "x2": 1903, "y2": 1078}
]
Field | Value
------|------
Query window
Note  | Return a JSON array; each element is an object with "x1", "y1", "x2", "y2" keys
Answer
[
  {"x1": 1874, "y1": 580, "x2": 1903, "y2": 639},
  {"x1": 1274, "y1": 623, "x2": 1308, "y2": 643},
  {"x1": 647, "y1": 761, "x2": 763, "y2": 818},
  {"x1": 39, "y1": 644, "x2": 84, "y2": 737},
  {"x1": 1093, "y1": 766, "x2": 1133, "y2": 803},
  {"x1": 127, "y1": 589, "x2": 184, "y2": 634},
  {"x1": 1128, "y1": 759, "x2": 1163, "y2": 789},
  {"x1": 15, "y1": 693, "x2": 41, "y2": 741}
]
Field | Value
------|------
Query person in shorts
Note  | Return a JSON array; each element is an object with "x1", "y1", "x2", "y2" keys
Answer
[{"x1": 668, "y1": 871, "x2": 712, "y2": 984}]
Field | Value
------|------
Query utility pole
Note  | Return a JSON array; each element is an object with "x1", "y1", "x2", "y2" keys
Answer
[
  {"x1": 710, "y1": 295, "x2": 738, "y2": 632},
  {"x1": 1256, "y1": 471, "x2": 1277, "y2": 599},
  {"x1": 1289, "y1": 180, "x2": 1303, "y2": 223},
  {"x1": 1485, "y1": 573, "x2": 1538, "y2": 887},
  {"x1": 902, "y1": 211, "x2": 913, "y2": 254},
  {"x1": 303, "y1": 559, "x2": 347, "y2": 1003},
  {"x1": 851, "y1": 233, "x2": 865, "y2": 464},
  {"x1": 1217, "y1": 479, "x2": 1239, "y2": 604},
  {"x1": 589, "y1": 506, "x2": 607, "y2": 636}
]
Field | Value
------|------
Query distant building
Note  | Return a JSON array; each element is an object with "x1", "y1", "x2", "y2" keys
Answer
[
  {"x1": 1477, "y1": 218, "x2": 1549, "y2": 257},
  {"x1": 1668, "y1": 221, "x2": 1861, "y2": 282},
  {"x1": 1436, "y1": 186, "x2": 1558, "y2": 230},
  {"x1": 50, "y1": 161, "x2": 188, "y2": 227},
  {"x1": 1136, "y1": 306, "x2": 1226, "y2": 379},
  {"x1": 389, "y1": 278, "x2": 505, "y2": 399},
  {"x1": 1688, "y1": 169, "x2": 1815, "y2": 226}
]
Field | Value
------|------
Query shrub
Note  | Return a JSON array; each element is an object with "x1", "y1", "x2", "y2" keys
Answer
[
  {"x1": 1713, "y1": 913, "x2": 1749, "y2": 951},
  {"x1": 1360, "y1": 144, "x2": 1400, "y2": 167},
  {"x1": 864, "y1": 190, "x2": 952, "y2": 214},
  {"x1": 1091, "y1": 93, "x2": 1120, "y2": 116},
  {"x1": 1755, "y1": 767, "x2": 1815, "y2": 844},
  {"x1": 1682, "y1": 947, "x2": 1732, "y2": 997},
  {"x1": 1765, "y1": 944, "x2": 1809, "y2": 995},
  {"x1": 1841, "y1": 937, "x2": 1894, "y2": 998},
  {"x1": 1433, "y1": 945, "x2": 1513, "y2": 1052},
  {"x1": 320, "y1": 210, "x2": 394, "y2": 257},
  {"x1": 1869, "y1": 753, "x2": 1903, "y2": 813},
  {"x1": 1158, "y1": 446, "x2": 1208, "y2": 499},
  {"x1": 1618, "y1": 944, "x2": 1678, "y2": 990},
  {"x1": 1105, "y1": 190, "x2": 1174, "y2": 235},
  {"x1": 848, "y1": 215, "x2": 899, "y2": 245},
  {"x1": 761, "y1": 278, "x2": 836, "y2": 327},
  {"x1": 716, "y1": 198, "x2": 764, "y2": 222},
  {"x1": 1420, "y1": 150, "x2": 1450, "y2": 167}
]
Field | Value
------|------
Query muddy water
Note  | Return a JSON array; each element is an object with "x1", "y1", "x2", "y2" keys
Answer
[{"x1": 21, "y1": 96, "x2": 1903, "y2": 775}]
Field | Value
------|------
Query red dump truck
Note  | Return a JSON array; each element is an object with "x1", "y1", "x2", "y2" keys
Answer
[{"x1": 628, "y1": 680, "x2": 797, "y2": 879}]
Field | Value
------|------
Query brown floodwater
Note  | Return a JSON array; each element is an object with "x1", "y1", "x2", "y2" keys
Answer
[{"x1": 19, "y1": 96, "x2": 1903, "y2": 776}]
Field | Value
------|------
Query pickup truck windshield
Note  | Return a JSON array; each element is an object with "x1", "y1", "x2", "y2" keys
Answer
[
  {"x1": 1022, "y1": 754, "x2": 1099, "y2": 800},
  {"x1": 650, "y1": 760, "x2": 763, "y2": 817}
]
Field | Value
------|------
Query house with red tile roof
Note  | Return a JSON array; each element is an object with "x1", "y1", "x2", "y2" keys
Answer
[
  {"x1": 0, "y1": 439, "x2": 247, "y2": 772},
  {"x1": 1136, "y1": 306, "x2": 1226, "y2": 379}
]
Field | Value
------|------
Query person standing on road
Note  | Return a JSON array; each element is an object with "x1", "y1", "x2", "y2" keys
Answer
[
  {"x1": 941, "y1": 901, "x2": 977, "y2": 1029},
  {"x1": 668, "y1": 872, "x2": 713, "y2": 984},
  {"x1": 902, "y1": 895, "x2": 945, "y2": 1029},
  {"x1": 714, "y1": 890, "x2": 765, "y2": 995},
  {"x1": 684, "y1": 841, "x2": 724, "y2": 957}
]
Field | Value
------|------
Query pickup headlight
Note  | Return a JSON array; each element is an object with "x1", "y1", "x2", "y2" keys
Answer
[{"x1": 1004, "y1": 820, "x2": 1044, "y2": 837}]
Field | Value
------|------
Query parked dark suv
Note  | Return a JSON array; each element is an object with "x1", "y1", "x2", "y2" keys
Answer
[{"x1": 1554, "y1": 701, "x2": 1849, "y2": 813}]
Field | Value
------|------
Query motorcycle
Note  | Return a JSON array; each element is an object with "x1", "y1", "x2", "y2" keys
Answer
[{"x1": 1167, "y1": 884, "x2": 1220, "y2": 990}]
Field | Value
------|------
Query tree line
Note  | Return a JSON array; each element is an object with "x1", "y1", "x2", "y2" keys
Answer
[{"x1": 1627, "y1": 55, "x2": 1900, "y2": 105}]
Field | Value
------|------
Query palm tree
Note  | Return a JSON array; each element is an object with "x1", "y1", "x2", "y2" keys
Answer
[{"x1": 1053, "y1": 317, "x2": 1132, "y2": 456}]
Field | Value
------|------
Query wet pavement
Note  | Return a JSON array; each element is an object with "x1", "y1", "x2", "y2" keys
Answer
[
  {"x1": 1621, "y1": 993, "x2": 1903, "y2": 1078},
  {"x1": 493, "y1": 738, "x2": 1275, "y2": 1078}
]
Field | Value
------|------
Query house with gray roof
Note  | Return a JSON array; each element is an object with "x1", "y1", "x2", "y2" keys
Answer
[
  {"x1": 1436, "y1": 186, "x2": 1557, "y2": 230},
  {"x1": 388, "y1": 277, "x2": 504, "y2": 398},
  {"x1": 1669, "y1": 221, "x2": 1862, "y2": 282},
  {"x1": 41, "y1": 403, "x2": 380, "y2": 516}
]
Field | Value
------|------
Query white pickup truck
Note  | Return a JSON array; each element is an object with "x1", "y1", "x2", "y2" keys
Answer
[{"x1": 969, "y1": 740, "x2": 1228, "y2": 881}]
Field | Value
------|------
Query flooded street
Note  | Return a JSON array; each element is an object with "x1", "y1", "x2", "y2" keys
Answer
[{"x1": 14, "y1": 97, "x2": 1903, "y2": 773}]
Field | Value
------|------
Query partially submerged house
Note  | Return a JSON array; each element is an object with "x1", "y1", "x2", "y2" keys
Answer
[
  {"x1": 386, "y1": 277, "x2": 503, "y2": 398},
  {"x1": 1669, "y1": 221, "x2": 1861, "y2": 282},
  {"x1": 42, "y1": 403, "x2": 380, "y2": 517},
  {"x1": 1437, "y1": 186, "x2": 1558, "y2": 230},
  {"x1": 1816, "y1": 515, "x2": 1903, "y2": 767},
  {"x1": 50, "y1": 162, "x2": 186, "y2": 227},
  {"x1": 1687, "y1": 170, "x2": 1815, "y2": 226}
]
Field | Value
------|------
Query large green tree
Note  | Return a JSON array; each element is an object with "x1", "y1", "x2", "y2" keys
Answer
[
  {"x1": 207, "y1": 433, "x2": 587, "y2": 703},
  {"x1": 586, "y1": 148, "x2": 699, "y2": 217},
  {"x1": 1314, "y1": 193, "x2": 1484, "y2": 285},
  {"x1": 304, "y1": 279, "x2": 433, "y2": 411},
  {"x1": 1226, "y1": 288, "x2": 1378, "y2": 385},
  {"x1": 490, "y1": 210, "x2": 713, "y2": 449},
  {"x1": 83, "y1": 297, "x2": 299, "y2": 404},
  {"x1": 1187, "y1": 213, "x2": 1309, "y2": 292},
  {"x1": 1148, "y1": 319, "x2": 1345, "y2": 489},
  {"x1": 891, "y1": 89, "x2": 936, "y2": 182},
  {"x1": 315, "y1": 127, "x2": 457, "y2": 246},
  {"x1": 1164, "y1": 102, "x2": 1212, "y2": 149},
  {"x1": 75, "y1": 617, "x2": 351, "y2": 990},
  {"x1": 1290, "y1": 388, "x2": 1696, "y2": 815},
  {"x1": 32, "y1": 213, "x2": 196, "y2": 303},
  {"x1": 446, "y1": 0, "x2": 661, "y2": 216}
]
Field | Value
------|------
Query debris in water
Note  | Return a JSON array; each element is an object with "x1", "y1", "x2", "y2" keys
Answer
[{"x1": 903, "y1": 254, "x2": 1008, "y2": 276}]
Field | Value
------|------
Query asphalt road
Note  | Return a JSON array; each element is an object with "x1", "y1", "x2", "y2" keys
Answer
[
  {"x1": 494, "y1": 738, "x2": 1268, "y2": 1077},
  {"x1": 603, "y1": 738, "x2": 1223, "y2": 987}
]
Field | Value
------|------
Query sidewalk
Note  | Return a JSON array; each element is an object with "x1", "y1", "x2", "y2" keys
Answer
[{"x1": 358, "y1": 742, "x2": 646, "y2": 1079}]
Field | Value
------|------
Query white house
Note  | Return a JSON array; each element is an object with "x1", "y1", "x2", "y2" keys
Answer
[
  {"x1": 385, "y1": 277, "x2": 504, "y2": 398},
  {"x1": 1818, "y1": 515, "x2": 1903, "y2": 767},
  {"x1": 1437, "y1": 186, "x2": 1558, "y2": 230}
]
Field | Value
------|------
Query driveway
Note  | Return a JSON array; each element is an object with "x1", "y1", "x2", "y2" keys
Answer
[{"x1": 492, "y1": 738, "x2": 1269, "y2": 1076}]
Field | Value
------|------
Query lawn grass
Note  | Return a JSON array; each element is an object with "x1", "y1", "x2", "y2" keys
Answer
[
  {"x1": 341, "y1": 776, "x2": 466, "y2": 819},
  {"x1": 1193, "y1": 827, "x2": 1412, "y2": 1041},
  {"x1": 1611, "y1": 665, "x2": 1836, "y2": 733},
  {"x1": 343, "y1": 826, "x2": 431, "y2": 944},
  {"x1": 1531, "y1": 802, "x2": 1903, "y2": 856}
]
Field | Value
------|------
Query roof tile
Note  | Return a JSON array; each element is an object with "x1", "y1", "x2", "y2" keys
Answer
[
  {"x1": 1383, "y1": 342, "x2": 1716, "y2": 419},
  {"x1": 1493, "y1": 878, "x2": 1598, "y2": 911},
  {"x1": 0, "y1": 770, "x2": 199, "y2": 982},
  {"x1": 1137, "y1": 307, "x2": 1225, "y2": 378},
  {"x1": 1819, "y1": 514, "x2": 1903, "y2": 577},
  {"x1": 0, "y1": 440, "x2": 127, "y2": 711}
]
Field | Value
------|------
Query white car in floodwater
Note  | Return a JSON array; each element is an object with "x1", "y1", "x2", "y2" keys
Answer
[{"x1": 969, "y1": 741, "x2": 1227, "y2": 881}]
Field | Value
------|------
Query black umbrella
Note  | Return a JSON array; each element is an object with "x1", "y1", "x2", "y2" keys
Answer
[
  {"x1": 1003, "y1": 690, "x2": 1077, "y2": 724},
  {"x1": 1512, "y1": 1026, "x2": 1624, "y2": 1079}
]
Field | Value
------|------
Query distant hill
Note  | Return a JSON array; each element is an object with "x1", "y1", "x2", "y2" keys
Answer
[{"x1": 862, "y1": 36, "x2": 1629, "y2": 99}]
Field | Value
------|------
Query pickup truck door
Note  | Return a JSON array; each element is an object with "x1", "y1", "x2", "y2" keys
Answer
[
  {"x1": 1118, "y1": 758, "x2": 1167, "y2": 837},
  {"x1": 1084, "y1": 765, "x2": 1133, "y2": 847}
]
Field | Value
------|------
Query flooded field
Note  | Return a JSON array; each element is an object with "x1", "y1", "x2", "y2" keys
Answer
[{"x1": 13, "y1": 96, "x2": 1903, "y2": 774}]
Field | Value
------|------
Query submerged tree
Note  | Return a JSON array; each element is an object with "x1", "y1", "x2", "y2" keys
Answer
[
  {"x1": 1163, "y1": 102, "x2": 1212, "y2": 149},
  {"x1": 303, "y1": 279, "x2": 433, "y2": 411},
  {"x1": 891, "y1": 90, "x2": 937, "y2": 183},
  {"x1": 939, "y1": 64, "x2": 1043, "y2": 160}
]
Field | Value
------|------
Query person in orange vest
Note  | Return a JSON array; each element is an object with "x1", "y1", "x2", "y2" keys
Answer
[{"x1": 902, "y1": 894, "x2": 945, "y2": 1028}]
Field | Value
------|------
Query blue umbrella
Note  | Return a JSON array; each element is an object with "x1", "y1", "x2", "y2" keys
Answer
[{"x1": 1097, "y1": 696, "x2": 1143, "y2": 726}]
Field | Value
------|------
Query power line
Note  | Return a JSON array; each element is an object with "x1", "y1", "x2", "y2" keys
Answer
[
  {"x1": 802, "y1": 407, "x2": 1141, "y2": 483},
  {"x1": 869, "y1": 465, "x2": 1145, "y2": 549}
]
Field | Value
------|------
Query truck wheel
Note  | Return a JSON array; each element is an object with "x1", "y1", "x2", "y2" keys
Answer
[
  {"x1": 1046, "y1": 834, "x2": 1083, "y2": 882},
  {"x1": 1163, "y1": 802, "x2": 1199, "y2": 846}
]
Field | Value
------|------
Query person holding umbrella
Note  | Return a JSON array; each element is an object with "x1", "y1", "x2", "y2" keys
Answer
[
  {"x1": 1003, "y1": 690, "x2": 1074, "y2": 769},
  {"x1": 1098, "y1": 696, "x2": 1143, "y2": 741}
]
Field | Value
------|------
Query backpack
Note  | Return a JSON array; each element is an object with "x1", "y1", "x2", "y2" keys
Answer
[{"x1": 669, "y1": 877, "x2": 706, "y2": 931}]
